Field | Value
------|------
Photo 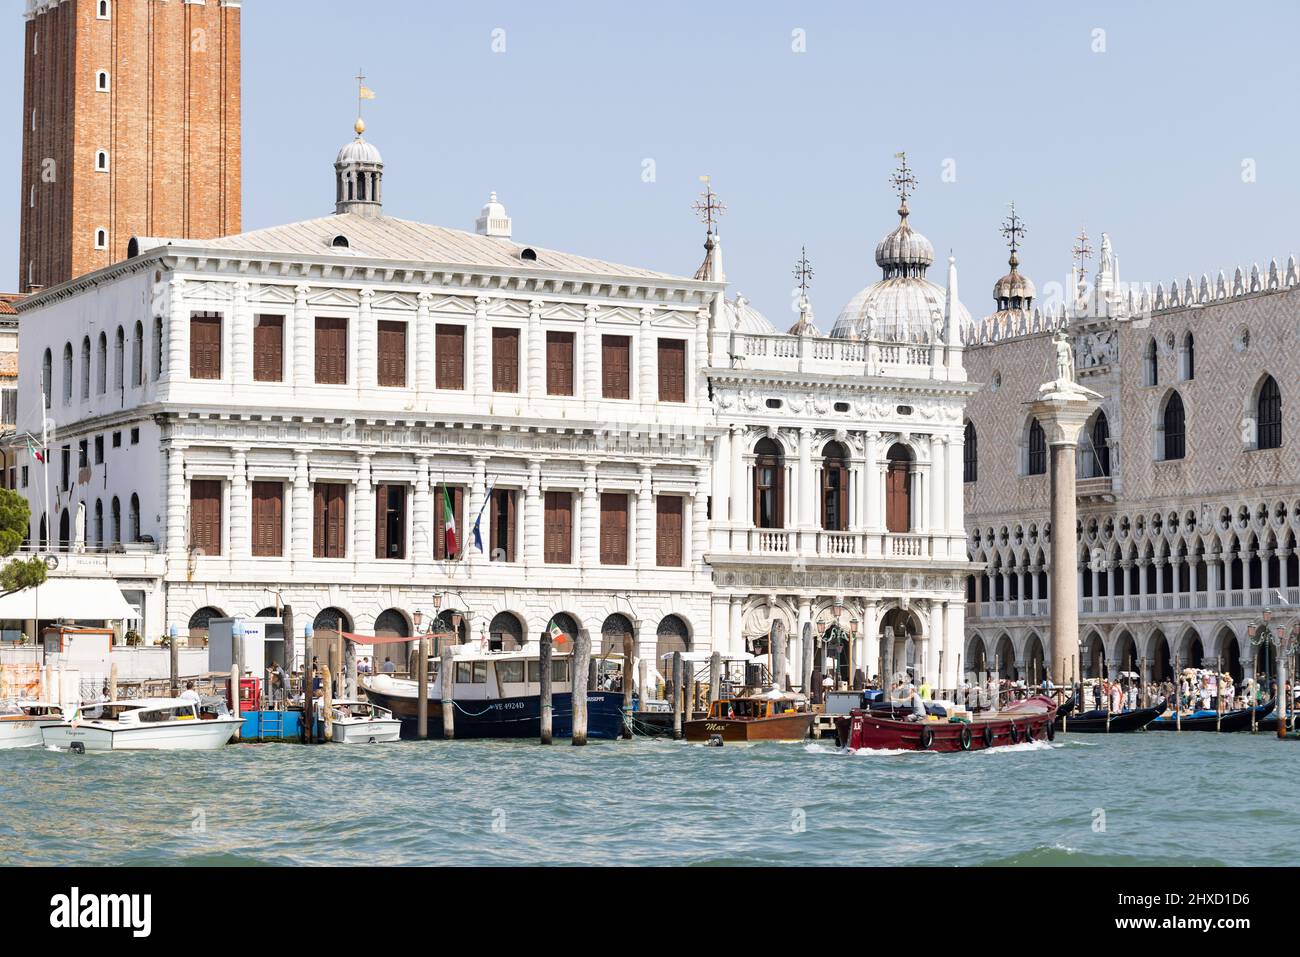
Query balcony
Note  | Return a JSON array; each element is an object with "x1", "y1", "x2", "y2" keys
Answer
[{"x1": 713, "y1": 527, "x2": 947, "y2": 562}]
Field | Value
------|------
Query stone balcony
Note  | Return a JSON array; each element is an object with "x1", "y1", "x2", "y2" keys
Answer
[
  {"x1": 722, "y1": 331, "x2": 958, "y2": 381},
  {"x1": 711, "y1": 527, "x2": 957, "y2": 562}
]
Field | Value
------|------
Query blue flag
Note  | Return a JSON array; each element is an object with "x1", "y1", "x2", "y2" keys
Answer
[{"x1": 472, "y1": 483, "x2": 495, "y2": 553}]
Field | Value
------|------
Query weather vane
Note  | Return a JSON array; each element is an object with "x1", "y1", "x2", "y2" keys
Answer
[
  {"x1": 1000, "y1": 202, "x2": 1027, "y2": 255},
  {"x1": 1072, "y1": 227, "x2": 1093, "y2": 279},
  {"x1": 354, "y1": 68, "x2": 375, "y2": 129},
  {"x1": 793, "y1": 245, "x2": 814, "y2": 296},
  {"x1": 890, "y1": 151, "x2": 917, "y2": 212},
  {"x1": 691, "y1": 175, "x2": 726, "y2": 234}
]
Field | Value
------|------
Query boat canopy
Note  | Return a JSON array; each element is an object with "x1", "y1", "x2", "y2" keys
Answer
[
  {"x1": 0, "y1": 577, "x2": 135, "y2": 621},
  {"x1": 659, "y1": 651, "x2": 753, "y2": 663}
]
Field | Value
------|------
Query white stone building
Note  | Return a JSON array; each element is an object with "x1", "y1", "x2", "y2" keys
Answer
[
  {"x1": 15, "y1": 134, "x2": 976, "y2": 689},
  {"x1": 963, "y1": 231, "x2": 1300, "y2": 687}
]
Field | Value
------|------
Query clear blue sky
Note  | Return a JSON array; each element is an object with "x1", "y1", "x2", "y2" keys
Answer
[{"x1": 5, "y1": 0, "x2": 1299, "y2": 328}]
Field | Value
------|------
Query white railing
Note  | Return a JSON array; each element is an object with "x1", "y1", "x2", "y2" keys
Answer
[
  {"x1": 818, "y1": 531, "x2": 860, "y2": 556},
  {"x1": 726, "y1": 332, "x2": 942, "y2": 379}
]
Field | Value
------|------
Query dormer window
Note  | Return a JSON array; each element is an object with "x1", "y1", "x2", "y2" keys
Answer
[
  {"x1": 519, "y1": 247, "x2": 538, "y2": 262},
  {"x1": 331, "y1": 234, "x2": 349, "y2": 248}
]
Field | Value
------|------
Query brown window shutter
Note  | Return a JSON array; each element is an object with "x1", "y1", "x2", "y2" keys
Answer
[
  {"x1": 657, "y1": 338, "x2": 686, "y2": 402},
  {"x1": 656, "y1": 495, "x2": 683, "y2": 567},
  {"x1": 886, "y1": 463, "x2": 911, "y2": 533},
  {"x1": 189, "y1": 313, "x2": 222, "y2": 380},
  {"x1": 546, "y1": 331, "x2": 575, "y2": 396},
  {"x1": 253, "y1": 315, "x2": 284, "y2": 382},
  {"x1": 251, "y1": 480, "x2": 283, "y2": 557},
  {"x1": 314, "y1": 483, "x2": 347, "y2": 558},
  {"x1": 602, "y1": 335, "x2": 631, "y2": 399},
  {"x1": 376, "y1": 320, "x2": 407, "y2": 387},
  {"x1": 435, "y1": 324, "x2": 465, "y2": 390},
  {"x1": 543, "y1": 491, "x2": 572, "y2": 564},
  {"x1": 600, "y1": 492, "x2": 628, "y2": 565},
  {"x1": 312, "y1": 484, "x2": 326, "y2": 558},
  {"x1": 374, "y1": 483, "x2": 388, "y2": 558},
  {"x1": 315, "y1": 317, "x2": 347, "y2": 384},
  {"x1": 189, "y1": 479, "x2": 222, "y2": 555},
  {"x1": 492, "y1": 328, "x2": 519, "y2": 392},
  {"x1": 490, "y1": 489, "x2": 517, "y2": 563}
]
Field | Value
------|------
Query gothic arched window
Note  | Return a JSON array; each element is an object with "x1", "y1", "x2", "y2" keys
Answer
[
  {"x1": 1162, "y1": 391, "x2": 1186, "y2": 460},
  {"x1": 963, "y1": 420, "x2": 977, "y2": 483},
  {"x1": 1027, "y1": 419, "x2": 1047, "y2": 475},
  {"x1": 1257, "y1": 375, "x2": 1281, "y2": 450}
]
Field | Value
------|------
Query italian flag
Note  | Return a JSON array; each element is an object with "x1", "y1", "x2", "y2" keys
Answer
[
  {"x1": 547, "y1": 619, "x2": 567, "y2": 645},
  {"x1": 441, "y1": 484, "x2": 457, "y2": 558},
  {"x1": 26, "y1": 438, "x2": 43, "y2": 464}
]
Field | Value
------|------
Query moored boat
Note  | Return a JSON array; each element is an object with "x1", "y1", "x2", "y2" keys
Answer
[
  {"x1": 837, "y1": 695, "x2": 1058, "y2": 752},
  {"x1": 1056, "y1": 704, "x2": 1162, "y2": 733},
  {"x1": 0, "y1": 701, "x2": 65, "y2": 749},
  {"x1": 324, "y1": 699, "x2": 402, "y2": 744},
  {"x1": 41, "y1": 698, "x2": 243, "y2": 752},
  {"x1": 1148, "y1": 699, "x2": 1274, "y2": 732},
  {"x1": 683, "y1": 691, "x2": 813, "y2": 742},
  {"x1": 359, "y1": 643, "x2": 625, "y2": 740}
]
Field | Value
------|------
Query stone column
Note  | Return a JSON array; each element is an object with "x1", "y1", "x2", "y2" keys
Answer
[
  {"x1": 524, "y1": 458, "x2": 543, "y2": 564},
  {"x1": 526, "y1": 300, "x2": 544, "y2": 398},
  {"x1": 864, "y1": 430, "x2": 881, "y2": 532},
  {"x1": 728, "y1": 597, "x2": 743, "y2": 658},
  {"x1": 862, "y1": 599, "x2": 880, "y2": 684},
  {"x1": 357, "y1": 287, "x2": 376, "y2": 388},
  {"x1": 927, "y1": 599, "x2": 944, "y2": 689},
  {"x1": 931, "y1": 436, "x2": 946, "y2": 549},
  {"x1": 635, "y1": 464, "x2": 654, "y2": 568},
  {"x1": 729, "y1": 424, "x2": 746, "y2": 524},
  {"x1": 412, "y1": 455, "x2": 432, "y2": 561},
  {"x1": 797, "y1": 598, "x2": 813, "y2": 690},
  {"x1": 229, "y1": 448, "x2": 250, "y2": 559},
  {"x1": 1029, "y1": 383, "x2": 1101, "y2": 685},
  {"x1": 797, "y1": 427, "x2": 813, "y2": 530},
  {"x1": 944, "y1": 601, "x2": 964, "y2": 691},
  {"x1": 472, "y1": 295, "x2": 491, "y2": 395},
  {"x1": 292, "y1": 451, "x2": 311, "y2": 561},
  {"x1": 467, "y1": 456, "x2": 487, "y2": 565},
  {"x1": 354, "y1": 452, "x2": 374, "y2": 561},
  {"x1": 580, "y1": 463, "x2": 598, "y2": 568},
  {"x1": 292, "y1": 284, "x2": 312, "y2": 389},
  {"x1": 416, "y1": 292, "x2": 435, "y2": 393},
  {"x1": 166, "y1": 278, "x2": 188, "y2": 382},
  {"x1": 231, "y1": 280, "x2": 252, "y2": 384},
  {"x1": 582, "y1": 304, "x2": 599, "y2": 402},
  {"x1": 692, "y1": 467, "x2": 709, "y2": 569},
  {"x1": 637, "y1": 308, "x2": 656, "y2": 404},
  {"x1": 947, "y1": 431, "x2": 963, "y2": 535},
  {"x1": 166, "y1": 443, "x2": 187, "y2": 559}
]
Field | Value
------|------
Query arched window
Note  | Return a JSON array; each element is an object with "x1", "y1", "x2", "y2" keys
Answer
[
  {"x1": 1161, "y1": 391, "x2": 1186, "y2": 460},
  {"x1": 752, "y1": 437, "x2": 784, "y2": 529},
  {"x1": 1084, "y1": 410, "x2": 1110, "y2": 477},
  {"x1": 96, "y1": 332, "x2": 107, "y2": 393},
  {"x1": 94, "y1": 499, "x2": 104, "y2": 550},
  {"x1": 655, "y1": 614, "x2": 691, "y2": 660},
  {"x1": 1027, "y1": 418, "x2": 1047, "y2": 475},
  {"x1": 1180, "y1": 331, "x2": 1195, "y2": 380},
  {"x1": 94, "y1": 228, "x2": 107, "y2": 249},
  {"x1": 62, "y1": 342, "x2": 73, "y2": 403},
  {"x1": 80, "y1": 336, "x2": 90, "y2": 399},
  {"x1": 963, "y1": 420, "x2": 977, "y2": 483},
  {"x1": 131, "y1": 320, "x2": 143, "y2": 386},
  {"x1": 153, "y1": 317, "x2": 164, "y2": 380},
  {"x1": 489, "y1": 611, "x2": 525, "y2": 652},
  {"x1": 129, "y1": 493, "x2": 140, "y2": 542},
  {"x1": 1257, "y1": 375, "x2": 1281, "y2": 450},
  {"x1": 58, "y1": 508, "x2": 70, "y2": 551},
  {"x1": 95, "y1": 149, "x2": 109, "y2": 172},
  {"x1": 110, "y1": 496, "x2": 121, "y2": 545},
  {"x1": 820, "y1": 440, "x2": 848, "y2": 531},
  {"x1": 885, "y1": 443, "x2": 913, "y2": 533},
  {"x1": 113, "y1": 326, "x2": 124, "y2": 389},
  {"x1": 1144, "y1": 337, "x2": 1158, "y2": 386},
  {"x1": 41, "y1": 348, "x2": 52, "y2": 407}
]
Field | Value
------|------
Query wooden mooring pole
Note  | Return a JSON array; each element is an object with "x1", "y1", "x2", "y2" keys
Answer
[
  {"x1": 709, "y1": 650, "x2": 722, "y2": 709},
  {"x1": 415, "y1": 638, "x2": 429, "y2": 740},
  {"x1": 229, "y1": 664, "x2": 241, "y2": 741},
  {"x1": 321, "y1": 665, "x2": 333, "y2": 742},
  {"x1": 169, "y1": 633, "x2": 180, "y2": 697},
  {"x1": 439, "y1": 642, "x2": 453, "y2": 740},
  {"x1": 303, "y1": 655, "x2": 314, "y2": 744},
  {"x1": 539, "y1": 632, "x2": 553, "y2": 744},
  {"x1": 621, "y1": 633, "x2": 634, "y2": 740},
  {"x1": 672, "y1": 651, "x2": 683, "y2": 740},
  {"x1": 572, "y1": 628, "x2": 590, "y2": 746}
]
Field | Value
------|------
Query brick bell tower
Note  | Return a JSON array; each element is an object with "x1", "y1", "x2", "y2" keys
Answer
[{"x1": 18, "y1": 0, "x2": 242, "y2": 293}]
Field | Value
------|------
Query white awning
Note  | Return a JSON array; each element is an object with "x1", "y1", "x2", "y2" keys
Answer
[{"x1": 0, "y1": 577, "x2": 137, "y2": 621}]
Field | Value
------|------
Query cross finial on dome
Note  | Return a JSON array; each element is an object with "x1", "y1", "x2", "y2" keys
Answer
[
  {"x1": 354, "y1": 68, "x2": 375, "y2": 135},
  {"x1": 890, "y1": 151, "x2": 917, "y2": 218},
  {"x1": 691, "y1": 175, "x2": 726, "y2": 235},
  {"x1": 1072, "y1": 226, "x2": 1093, "y2": 280},
  {"x1": 793, "y1": 245, "x2": 814, "y2": 296},
  {"x1": 1000, "y1": 202, "x2": 1027, "y2": 268}
]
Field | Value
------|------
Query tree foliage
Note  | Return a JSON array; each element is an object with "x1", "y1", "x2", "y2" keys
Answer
[
  {"x1": 0, "y1": 556, "x2": 46, "y2": 592},
  {"x1": 0, "y1": 488, "x2": 29, "y2": 557}
]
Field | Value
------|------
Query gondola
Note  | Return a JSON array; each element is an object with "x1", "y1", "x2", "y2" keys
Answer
[
  {"x1": 1147, "y1": 699, "x2": 1274, "y2": 732},
  {"x1": 1055, "y1": 704, "x2": 1161, "y2": 733}
]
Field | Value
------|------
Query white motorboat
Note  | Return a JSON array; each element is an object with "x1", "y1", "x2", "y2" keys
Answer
[
  {"x1": 0, "y1": 701, "x2": 65, "y2": 749},
  {"x1": 325, "y1": 699, "x2": 402, "y2": 744},
  {"x1": 41, "y1": 698, "x2": 243, "y2": 752}
]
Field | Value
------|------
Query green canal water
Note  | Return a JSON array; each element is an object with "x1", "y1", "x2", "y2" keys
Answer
[{"x1": 2, "y1": 733, "x2": 1296, "y2": 866}]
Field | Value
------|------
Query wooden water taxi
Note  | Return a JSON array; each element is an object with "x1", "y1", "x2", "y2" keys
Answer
[
  {"x1": 683, "y1": 692, "x2": 813, "y2": 742},
  {"x1": 0, "y1": 701, "x2": 65, "y2": 749},
  {"x1": 836, "y1": 695, "x2": 1058, "y2": 752}
]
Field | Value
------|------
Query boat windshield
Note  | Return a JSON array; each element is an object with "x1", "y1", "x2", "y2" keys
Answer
[{"x1": 138, "y1": 705, "x2": 198, "y2": 722}]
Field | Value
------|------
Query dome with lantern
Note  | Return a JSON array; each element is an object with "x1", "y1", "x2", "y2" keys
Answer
[{"x1": 829, "y1": 156, "x2": 972, "y2": 342}]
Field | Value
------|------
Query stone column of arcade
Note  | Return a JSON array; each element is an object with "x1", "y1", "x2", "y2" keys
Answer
[{"x1": 1028, "y1": 329, "x2": 1101, "y2": 689}]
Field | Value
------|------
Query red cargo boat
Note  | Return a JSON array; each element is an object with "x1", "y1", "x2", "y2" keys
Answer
[{"x1": 836, "y1": 695, "x2": 1058, "y2": 752}]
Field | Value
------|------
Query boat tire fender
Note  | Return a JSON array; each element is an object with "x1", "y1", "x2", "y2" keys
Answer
[
  {"x1": 981, "y1": 725, "x2": 994, "y2": 749},
  {"x1": 1023, "y1": 723, "x2": 1035, "y2": 742},
  {"x1": 958, "y1": 725, "x2": 972, "y2": 751},
  {"x1": 1008, "y1": 723, "x2": 1021, "y2": 744},
  {"x1": 918, "y1": 727, "x2": 934, "y2": 750}
]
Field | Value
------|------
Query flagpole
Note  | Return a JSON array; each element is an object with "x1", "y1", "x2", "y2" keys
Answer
[{"x1": 39, "y1": 391, "x2": 50, "y2": 554}]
